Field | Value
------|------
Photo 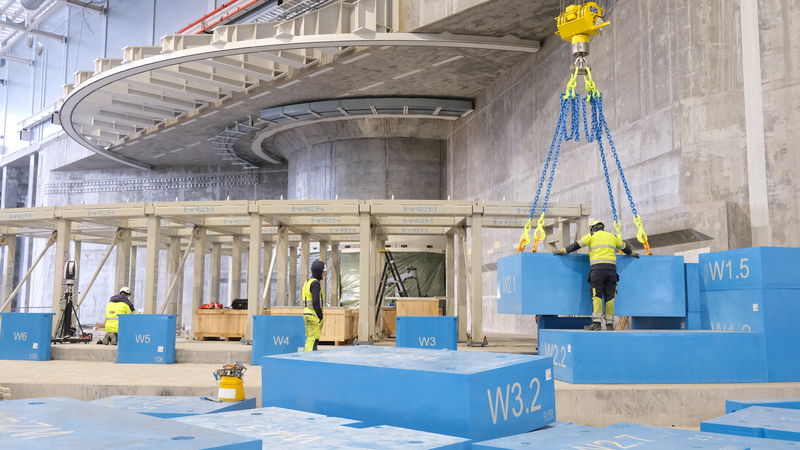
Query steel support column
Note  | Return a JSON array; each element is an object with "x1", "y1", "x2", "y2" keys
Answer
[
  {"x1": 143, "y1": 216, "x2": 160, "y2": 314},
  {"x1": 1, "y1": 236, "x2": 16, "y2": 312},
  {"x1": 52, "y1": 219, "x2": 71, "y2": 332},
  {"x1": 288, "y1": 243, "x2": 298, "y2": 305},
  {"x1": 357, "y1": 211, "x2": 371, "y2": 342},
  {"x1": 300, "y1": 234, "x2": 310, "y2": 285},
  {"x1": 229, "y1": 235, "x2": 243, "y2": 302},
  {"x1": 192, "y1": 227, "x2": 207, "y2": 311},
  {"x1": 331, "y1": 243, "x2": 340, "y2": 307},
  {"x1": 457, "y1": 227, "x2": 467, "y2": 342},
  {"x1": 245, "y1": 213, "x2": 261, "y2": 340},
  {"x1": 276, "y1": 225, "x2": 288, "y2": 306},
  {"x1": 445, "y1": 232, "x2": 455, "y2": 317},
  {"x1": 114, "y1": 229, "x2": 132, "y2": 291},
  {"x1": 210, "y1": 242, "x2": 222, "y2": 302},
  {"x1": 470, "y1": 211, "x2": 485, "y2": 345}
]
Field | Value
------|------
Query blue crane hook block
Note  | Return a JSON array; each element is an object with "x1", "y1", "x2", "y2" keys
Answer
[
  {"x1": 727, "y1": 398, "x2": 800, "y2": 414},
  {"x1": 251, "y1": 315, "x2": 305, "y2": 365},
  {"x1": 261, "y1": 346, "x2": 556, "y2": 441},
  {"x1": 700, "y1": 247, "x2": 800, "y2": 291},
  {"x1": 91, "y1": 396, "x2": 256, "y2": 418},
  {"x1": 175, "y1": 406, "x2": 470, "y2": 449},
  {"x1": 0, "y1": 397, "x2": 261, "y2": 449},
  {"x1": 396, "y1": 316, "x2": 458, "y2": 350},
  {"x1": 497, "y1": 253, "x2": 686, "y2": 317},
  {"x1": 117, "y1": 314, "x2": 177, "y2": 364},
  {"x1": 0, "y1": 313, "x2": 54, "y2": 361},
  {"x1": 701, "y1": 406, "x2": 800, "y2": 442},
  {"x1": 538, "y1": 329, "x2": 768, "y2": 383}
]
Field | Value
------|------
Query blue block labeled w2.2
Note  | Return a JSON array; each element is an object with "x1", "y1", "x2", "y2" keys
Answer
[
  {"x1": 700, "y1": 247, "x2": 800, "y2": 291},
  {"x1": 538, "y1": 329, "x2": 767, "y2": 383},
  {"x1": 117, "y1": 314, "x2": 176, "y2": 364},
  {"x1": 497, "y1": 253, "x2": 685, "y2": 317},
  {"x1": 701, "y1": 406, "x2": 800, "y2": 442},
  {"x1": 262, "y1": 346, "x2": 555, "y2": 441},
  {"x1": 92, "y1": 395, "x2": 256, "y2": 418},
  {"x1": 396, "y1": 316, "x2": 457, "y2": 350},
  {"x1": 0, "y1": 397, "x2": 261, "y2": 449},
  {"x1": 252, "y1": 315, "x2": 305, "y2": 365},
  {"x1": 0, "y1": 313, "x2": 53, "y2": 361}
]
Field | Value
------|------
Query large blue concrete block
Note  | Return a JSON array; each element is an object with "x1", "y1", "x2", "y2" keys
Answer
[
  {"x1": 91, "y1": 396, "x2": 256, "y2": 418},
  {"x1": 0, "y1": 397, "x2": 261, "y2": 449},
  {"x1": 686, "y1": 263, "x2": 702, "y2": 312},
  {"x1": 700, "y1": 247, "x2": 800, "y2": 291},
  {"x1": 175, "y1": 406, "x2": 470, "y2": 449},
  {"x1": 538, "y1": 329, "x2": 768, "y2": 383},
  {"x1": 701, "y1": 406, "x2": 800, "y2": 442},
  {"x1": 497, "y1": 253, "x2": 686, "y2": 317},
  {"x1": 261, "y1": 346, "x2": 555, "y2": 441},
  {"x1": 117, "y1": 314, "x2": 177, "y2": 364},
  {"x1": 252, "y1": 315, "x2": 305, "y2": 365},
  {"x1": 727, "y1": 399, "x2": 800, "y2": 414},
  {"x1": 474, "y1": 422, "x2": 800, "y2": 449},
  {"x1": 536, "y1": 316, "x2": 592, "y2": 350},
  {"x1": 396, "y1": 316, "x2": 458, "y2": 350},
  {"x1": 0, "y1": 313, "x2": 53, "y2": 361}
]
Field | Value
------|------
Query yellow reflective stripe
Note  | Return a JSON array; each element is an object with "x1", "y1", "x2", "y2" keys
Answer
[
  {"x1": 589, "y1": 245, "x2": 616, "y2": 250},
  {"x1": 578, "y1": 239, "x2": 587, "y2": 247},
  {"x1": 590, "y1": 259, "x2": 617, "y2": 265}
]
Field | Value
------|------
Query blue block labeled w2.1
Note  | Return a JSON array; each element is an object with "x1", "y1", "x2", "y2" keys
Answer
[
  {"x1": 0, "y1": 397, "x2": 261, "y2": 449},
  {"x1": 252, "y1": 315, "x2": 305, "y2": 365},
  {"x1": 700, "y1": 247, "x2": 800, "y2": 291},
  {"x1": 262, "y1": 346, "x2": 556, "y2": 441},
  {"x1": 117, "y1": 314, "x2": 176, "y2": 364},
  {"x1": 497, "y1": 253, "x2": 686, "y2": 317},
  {"x1": 0, "y1": 313, "x2": 53, "y2": 361},
  {"x1": 396, "y1": 316, "x2": 457, "y2": 350},
  {"x1": 701, "y1": 406, "x2": 800, "y2": 442},
  {"x1": 538, "y1": 329, "x2": 768, "y2": 384},
  {"x1": 176, "y1": 406, "x2": 470, "y2": 449},
  {"x1": 727, "y1": 398, "x2": 800, "y2": 414},
  {"x1": 92, "y1": 395, "x2": 256, "y2": 418}
]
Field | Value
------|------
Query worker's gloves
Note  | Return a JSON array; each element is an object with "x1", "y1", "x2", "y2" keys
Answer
[
  {"x1": 553, "y1": 248, "x2": 567, "y2": 256},
  {"x1": 630, "y1": 252, "x2": 640, "y2": 259}
]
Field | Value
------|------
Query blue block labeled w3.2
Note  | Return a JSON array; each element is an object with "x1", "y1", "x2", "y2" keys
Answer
[
  {"x1": 701, "y1": 406, "x2": 800, "y2": 442},
  {"x1": 396, "y1": 316, "x2": 457, "y2": 350},
  {"x1": 262, "y1": 346, "x2": 555, "y2": 441},
  {"x1": 0, "y1": 313, "x2": 53, "y2": 361},
  {"x1": 700, "y1": 247, "x2": 800, "y2": 291},
  {"x1": 0, "y1": 397, "x2": 261, "y2": 449},
  {"x1": 92, "y1": 395, "x2": 256, "y2": 418},
  {"x1": 497, "y1": 253, "x2": 685, "y2": 317},
  {"x1": 252, "y1": 315, "x2": 305, "y2": 365},
  {"x1": 117, "y1": 314, "x2": 176, "y2": 364}
]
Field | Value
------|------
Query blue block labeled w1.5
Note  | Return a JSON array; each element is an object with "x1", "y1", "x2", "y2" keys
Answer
[
  {"x1": 252, "y1": 315, "x2": 305, "y2": 365},
  {"x1": 117, "y1": 314, "x2": 176, "y2": 364},
  {"x1": 92, "y1": 395, "x2": 256, "y2": 418},
  {"x1": 262, "y1": 346, "x2": 555, "y2": 441},
  {"x1": 701, "y1": 406, "x2": 800, "y2": 441},
  {"x1": 0, "y1": 397, "x2": 261, "y2": 449},
  {"x1": 396, "y1": 316, "x2": 457, "y2": 350},
  {"x1": 700, "y1": 247, "x2": 800, "y2": 291},
  {"x1": 0, "y1": 313, "x2": 53, "y2": 361}
]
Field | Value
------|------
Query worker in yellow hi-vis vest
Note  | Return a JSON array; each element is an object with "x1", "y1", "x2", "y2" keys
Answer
[
  {"x1": 554, "y1": 220, "x2": 639, "y2": 331},
  {"x1": 301, "y1": 260, "x2": 326, "y2": 351}
]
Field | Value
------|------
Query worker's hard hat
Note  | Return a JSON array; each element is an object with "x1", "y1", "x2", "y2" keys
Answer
[
  {"x1": 119, "y1": 287, "x2": 131, "y2": 294},
  {"x1": 589, "y1": 220, "x2": 604, "y2": 231}
]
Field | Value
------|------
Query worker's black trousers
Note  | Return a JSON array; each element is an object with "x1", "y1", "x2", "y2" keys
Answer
[{"x1": 588, "y1": 268, "x2": 618, "y2": 302}]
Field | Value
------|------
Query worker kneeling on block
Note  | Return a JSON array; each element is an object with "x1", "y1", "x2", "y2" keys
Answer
[
  {"x1": 100, "y1": 287, "x2": 135, "y2": 345},
  {"x1": 554, "y1": 220, "x2": 638, "y2": 331},
  {"x1": 302, "y1": 260, "x2": 326, "y2": 351}
]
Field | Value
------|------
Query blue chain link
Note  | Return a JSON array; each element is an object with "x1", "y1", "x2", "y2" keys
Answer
[
  {"x1": 596, "y1": 96, "x2": 639, "y2": 217},
  {"x1": 587, "y1": 95, "x2": 618, "y2": 222},
  {"x1": 563, "y1": 95, "x2": 581, "y2": 142},
  {"x1": 528, "y1": 97, "x2": 570, "y2": 219}
]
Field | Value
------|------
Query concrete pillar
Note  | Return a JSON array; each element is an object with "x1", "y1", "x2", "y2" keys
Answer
[
  {"x1": 276, "y1": 226, "x2": 288, "y2": 306},
  {"x1": 115, "y1": 229, "x2": 132, "y2": 291},
  {"x1": 192, "y1": 227, "x2": 207, "y2": 311},
  {"x1": 210, "y1": 242, "x2": 222, "y2": 302},
  {"x1": 288, "y1": 244, "x2": 298, "y2": 305},
  {"x1": 52, "y1": 219, "x2": 71, "y2": 332},
  {"x1": 331, "y1": 244, "x2": 340, "y2": 306},
  {"x1": 457, "y1": 227, "x2": 467, "y2": 342},
  {"x1": 371, "y1": 232, "x2": 382, "y2": 336},
  {"x1": 300, "y1": 234, "x2": 310, "y2": 284},
  {"x1": 129, "y1": 247, "x2": 137, "y2": 290},
  {"x1": 229, "y1": 235, "x2": 243, "y2": 303},
  {"x1": 246, "y1": 213, "x2": 262, "y2": 340},
  {"x1": 319, "y1": 241, "x2": 328, "y2": 303},
  {"x1": 470, "y1": 211, "x2": 484, "y2": 345},
  {"x1": 143, "y1": 216, "x2": 160, "y2": 314},
  {"x1": 168, "y1": 236, "x2": 181, "y2": 317},
  {"x1": 1, "y1": 235, "x2": 16, "y2": 312},
  {"x1": 72, "y1": 240, "x2": 81, "y2": 298},
  {"x1": 445, "y1": 233, "x2": 455, "y2": 317},
  {"x1": 358, "y1": 211, "x2": 371, "y2": 342}
]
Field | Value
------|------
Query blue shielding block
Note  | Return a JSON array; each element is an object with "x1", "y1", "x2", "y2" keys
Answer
[
  {"x1": 91, "y1": 396, "x2": 256, "y2": 418},
  {"x1": 497, "y1": 253, "x2": 686, "y2": 317},
  {"x1": 0, "y1": 313, "x2": 53, "y2": 361},
  {"x1": 686, "y1": 263, "x2": 702, "y2": 312},
  {"x1": 252, "y1": 315, "x2": 305, "y2": 365},
  {"x1": 396, "y1": 316, "x2": 458, "y2": 350},
  {"x1": 538, "y1": 329, "x2": 768, "y2": 383},
  {"x1": 0, "y1": 397, "x2": 261, "y2": 449},
  {"x1": 701, "y1": 406, "x2": 800, "y2": 442},
  {"x1": 727, "y1": 398, "x2": 800, "y2": 414},
  {"x1": 117, "y1": 314, "x2": 177, "y2": 364},
  {"x1": 700, "y1": 247, "x2": 800, "y2": 291},
  {"x1": 175, "y1": 407, "x2": 470, "y2": 449},
  {"x1": 261, "y1": 346, "x2": 556, "y2": 441}
]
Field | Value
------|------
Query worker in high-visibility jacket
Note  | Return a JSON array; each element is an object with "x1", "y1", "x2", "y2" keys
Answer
[
  {"x1": 554, "y1": 220, "x2": 639, "y2": 330},
  {"x1": 302, "y1": 260, "x2": 326, "y2": 351},
  {"x1": 100, "y1": 287, "x2": 135, "y2": 345}
]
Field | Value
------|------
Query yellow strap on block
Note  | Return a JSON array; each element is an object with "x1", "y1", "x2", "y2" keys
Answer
[
  {"x1": 531, "y1": 213, "x2": 546, "y2": 253},
  {"x1": 517, "y1": 218, "x2": 533, "y2": 252},
  {"x1": 633, "y1": 215, "x2": 653, "y2": 255},
  {"x1": 563, "y1": 66, "x2": 579, "y2": 100},
  {"x1": 583, "y1": 66, "x2": 601, "y2": 100}
]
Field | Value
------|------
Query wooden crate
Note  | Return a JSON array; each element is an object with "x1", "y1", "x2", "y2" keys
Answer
[
  {"x1": 262, "y1": 307, "x2": 358, "y2": 345},
  {"x1": 193, "y1": 309, "x2": 247, "y2": 340},
  {"x1": 381, "y1": 306, "x2": 396, "y2": 337},
  {"x1": 395, "y1": 297, "x2": 444, "y2": 317}
]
